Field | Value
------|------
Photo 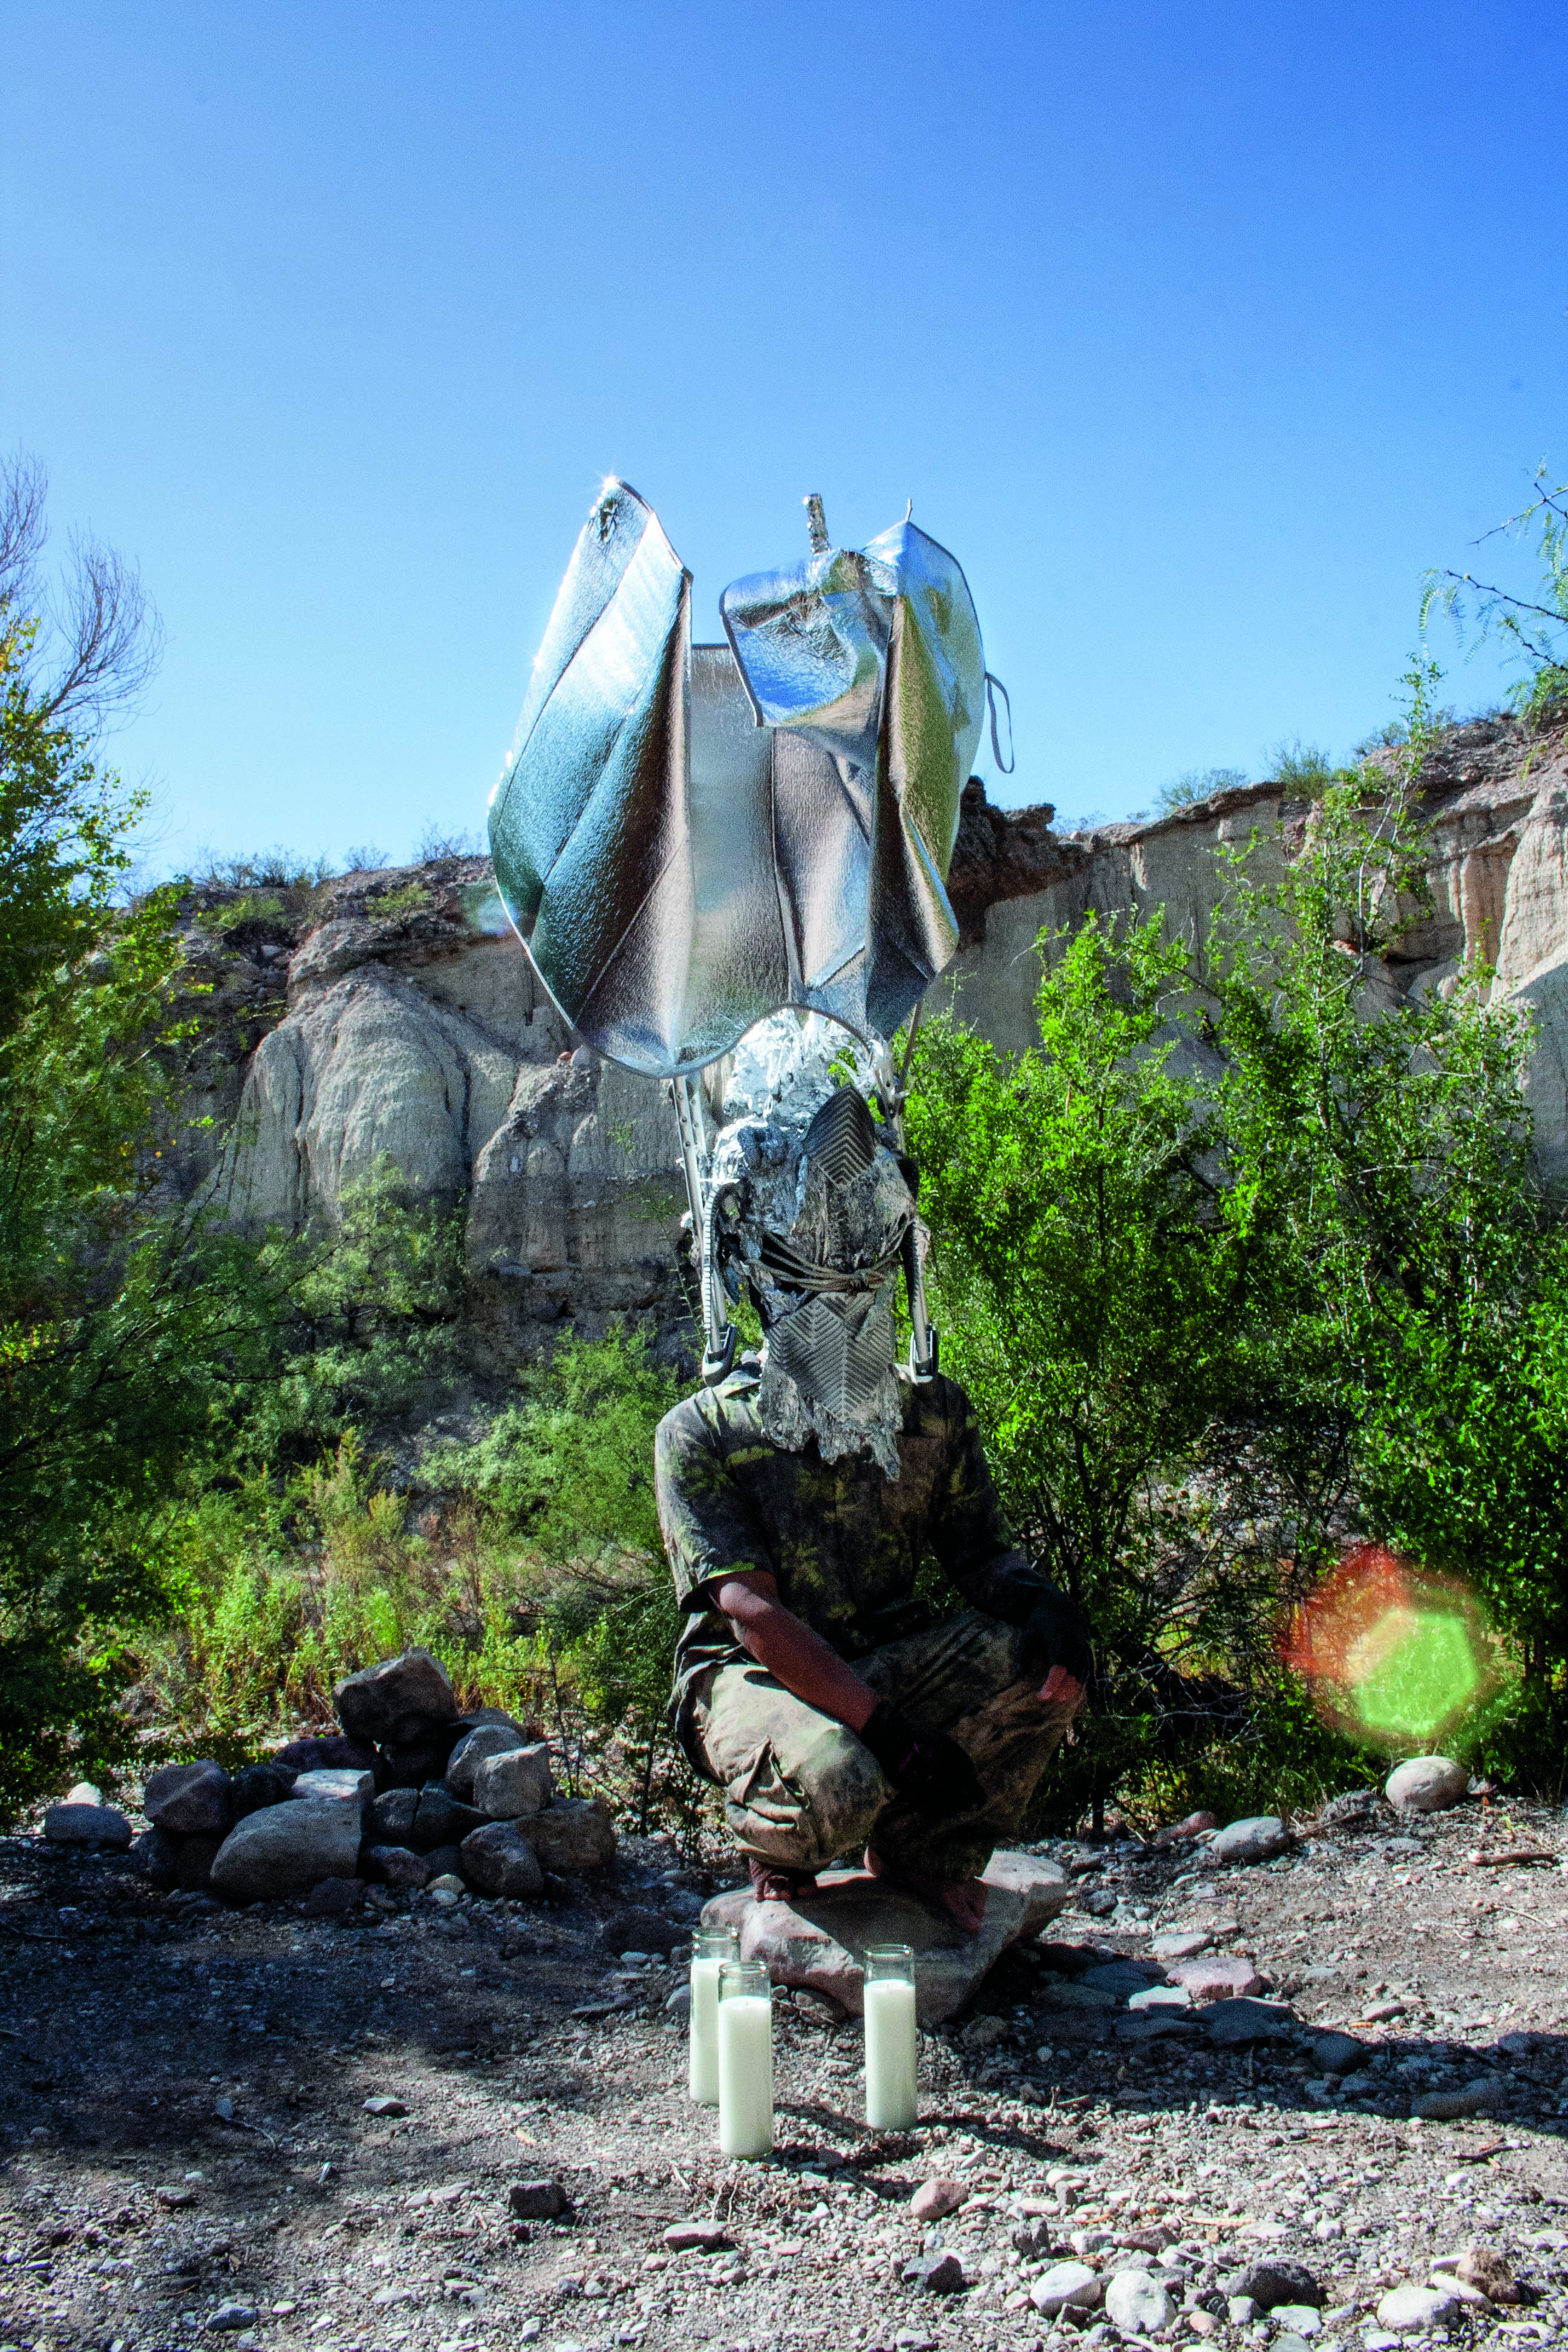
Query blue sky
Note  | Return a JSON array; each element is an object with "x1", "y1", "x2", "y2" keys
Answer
[{"x1": 4, "y1": 1, "x2": 1566, "y2": 869}]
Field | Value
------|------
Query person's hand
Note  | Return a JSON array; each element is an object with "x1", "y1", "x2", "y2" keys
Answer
[
  {"x1": 858, "y1": 1701, "x2": 985, "y2": 1818},
  {"x1": 1039, "y1": 1664, "x2": 1086, "y2": 1707},
  {"x1": 1020, "y1": 1586, "x2": 1092, "y2": 1694}
]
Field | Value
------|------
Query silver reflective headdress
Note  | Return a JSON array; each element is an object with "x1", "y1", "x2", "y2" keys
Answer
[{"x1": 489, "y1": 484, "x2": 1004, "y2": 1463}]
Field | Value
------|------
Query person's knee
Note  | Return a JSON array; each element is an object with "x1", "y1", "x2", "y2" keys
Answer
[{"x1": 723, "y1": 1716, "x2": 886, "y2": 1873}]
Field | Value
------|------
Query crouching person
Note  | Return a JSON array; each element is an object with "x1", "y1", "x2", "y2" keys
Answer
[{"x1": 654, "y1": 1080, "x2": 1089, "y2": 1935}]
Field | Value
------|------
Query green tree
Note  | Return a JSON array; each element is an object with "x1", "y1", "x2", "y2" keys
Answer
[
  {"x1": 1424, "y1": 462, "x2": 1568, "y2": 720},
  {"x1": 907, "y1": 912, "x2": 1282, "y2": 1828}
]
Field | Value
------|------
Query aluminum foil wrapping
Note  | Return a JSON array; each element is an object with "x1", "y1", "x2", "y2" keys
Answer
[{"x1": 488, "y1": 480, "x2": 987, "y2": 1076}]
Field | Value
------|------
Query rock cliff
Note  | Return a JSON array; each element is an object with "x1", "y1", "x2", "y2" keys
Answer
[{"x1": 181, "y1": 711, "x2": 1568, "y2": 1354}]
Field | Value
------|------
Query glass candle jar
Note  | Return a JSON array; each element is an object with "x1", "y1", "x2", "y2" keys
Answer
[
  {"x1": 688, "y1": 1926, "x2": 740, "y2": 2105},
  {"x1": 863, "y1": 1942, "x2": 918, "y2": 2128},
  {"x1": 717, "y1": 1958, "x2": 774, "y2": 2157}
]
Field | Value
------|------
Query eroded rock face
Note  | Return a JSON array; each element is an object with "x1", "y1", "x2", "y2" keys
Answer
[{"x1": 188, "y1": 718, "x2": 1568, "y2": 1352}]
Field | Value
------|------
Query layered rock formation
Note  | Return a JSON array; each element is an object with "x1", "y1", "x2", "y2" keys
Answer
[{"x1": 183, "y1": 711, "x2": 1568, "y2": 1353}]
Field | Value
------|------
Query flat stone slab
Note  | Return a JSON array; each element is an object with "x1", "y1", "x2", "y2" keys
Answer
[{"x1": 700, "y1": 1850, "x2": 1067, "y2": 2022}]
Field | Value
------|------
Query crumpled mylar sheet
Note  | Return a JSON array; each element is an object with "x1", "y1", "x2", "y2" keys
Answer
[{"x1": 487, "y1": 478, "x2": 986, "y2": 1077}]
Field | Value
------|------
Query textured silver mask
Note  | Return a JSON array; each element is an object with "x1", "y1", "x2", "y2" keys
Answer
[{"x1": 708, "y1": 1052, "x2": 923, "y2": 1478}]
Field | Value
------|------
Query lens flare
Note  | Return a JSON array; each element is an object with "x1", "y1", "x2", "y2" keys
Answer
[{"x1": 1280, "y1": 1542, "x2": 1499, "y2": 1752}]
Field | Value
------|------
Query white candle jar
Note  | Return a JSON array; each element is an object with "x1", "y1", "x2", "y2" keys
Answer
[
  {"x1": 717, "y1": 1957, "x2": 774, "y2": 2157},
  {"x1": 863, "y1": 1941, "x2": 918, "y2": 2129},
  {"x1": 688, "y1": 1925, "x2": 740, "y2": 2105}
]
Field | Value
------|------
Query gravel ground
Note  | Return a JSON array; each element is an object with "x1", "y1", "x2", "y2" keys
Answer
[{"x1": 2, "y1": 1796, "x2": 1566, "y2": 2352}]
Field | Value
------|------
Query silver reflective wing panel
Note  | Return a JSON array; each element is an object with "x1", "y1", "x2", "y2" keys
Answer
[
  {"x1": 491, "y1": 485, "x2": 981, "y2": 1075},
  {"x1": 488, "y1": 480, "x2": 696, "y2": 1071},
  {"x1": 722, "y1": 518, "x2": 981, "y2": 1041}
]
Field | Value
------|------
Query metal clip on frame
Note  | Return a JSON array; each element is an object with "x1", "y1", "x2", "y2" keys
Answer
[{"x1": 670, "y1": 1074, "x2": 735, "y2": 1385}]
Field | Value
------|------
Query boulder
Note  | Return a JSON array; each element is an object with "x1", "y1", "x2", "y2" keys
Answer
[
  {"x1": 1105, "y1": 2272, "x2": 1174, "y2": 2333},
  {"x1": 1376, "y1": 2282, "x2": 1461, "y2": 2332},
  {"x1": 1167, "y1": 1953, "x2": 1264, "y2": 2001},
  {"x1": 444, "y1": 1721, "x2": 528, "y2": 1798},
  {"x1": 1079, "y1": 1959, "x2": 1164, "y2": 1997},
  {"x1": 361, "y1": 1843, "x2": 432, "y2": 1890},
  {"x1": 1029, "y1": 2261, "x2": 1102, "y2": 2316},
  {"x1": 209, "y1": 1800, "x2": 363, "y2": 1903},
  {"x1": 300, "y1": 1877, "x2": 362, "y2": 1916},
  {"x1": 462, "y1": 1820, "x2": 546, "y2": 1897},
  {"x1": 422, "y1": 1843, "x2": 466, "y2": 1881},
  {"x1": 508, "y1": 2179, "x2": 569, "y2": 2220},
  {"x1": 472, "y1": 1742, "x2": 553, "y2": 1820},
  {"x1": 977, "y1": 1850, "x2": 1071, "y2": 1933},
  {"x1": 910, "y1": 2178, "x2": 967, "y2": 2220},
  {"x1": 701, "y1": 1849, "x2": 1052, "y2": 2022},
  {"x1": 411, "y1": 1784, "x2": 485, "y2": 1852},
  {"x1": 1224, "y1": 2259, "x2": 1322, "y2": 2310},
  {"x1": 1411, "y1": 2078, "x2": 1506, "y2": 2121},
  {"x1": 520, "y1": 1795, "x2": 616, "y2": 1872},
  {"x1": 1208, "y1": 1814, "x2": 1293, "y2": 1866},
  {"x1": 135, "y1": 1824, "x2": 179, "y2": 1887},
  {"x1": 65, "y1": 1780, "x2": 103, "y2": 1805},
  {"x1": 290, "y1": 1768, "x2": 373, "y2": 1806},
  {"x1": 903, "y1": 2252, "x2": 965, "y2": 2294},
  {"x1": 1385, "y1": 1756, "x2": 1468, "y2": 1814},
  {"x1": 43, "y1": 1803, "x2": 132, "y2": 1847},
  {"x1": 272, "y1": 1734, "x2": 377, "y2": 1775},
  {"x1": 143, "y1": 1761, "x2": 232, "y2": 1835},
  {"x1": 334, "y1": 1648, "x2": 457, "y2": 1748},
  {"x1": 175, "y1": 1832, "x2": 226, "y2": 1892},
  {"x1": 367, "y1": 1787, "x2": 419, "y2": 1846},
  {"x1": 1311, "y1": 2031, "x2": 1370, "y2": 2076},
  {"x1": 1202, "y1": 1997, "x2": 1299, "y2": 2046},
  {"x1": 229, "y1": 1762, "x2": 298, "y2": 1820},
  {"x1": 1152, "y1": 1929, "x2": 1214, "y2": 1959}
]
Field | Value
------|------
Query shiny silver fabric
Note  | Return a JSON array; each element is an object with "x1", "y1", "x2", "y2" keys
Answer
[{"x1": 489, "y1": 480, "x2": 987, "y2": 1077}]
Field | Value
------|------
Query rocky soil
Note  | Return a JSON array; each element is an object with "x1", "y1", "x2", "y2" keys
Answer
[{"x1": 4, "y1": 1789, "x2": 1566, "y2": 2352}]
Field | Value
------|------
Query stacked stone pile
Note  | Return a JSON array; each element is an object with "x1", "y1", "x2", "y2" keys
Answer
[{"x1": 50, "y1": 1647, "x2": 616, "y2": 1910}]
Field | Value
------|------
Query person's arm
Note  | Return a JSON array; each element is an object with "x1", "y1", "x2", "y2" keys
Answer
[
  {"x1": 714, "y1": 1570, "x2": 877, "y2": 1730},
  {"x1": 713, "y1": 1569, "x2": 985, "y2": 1817}
]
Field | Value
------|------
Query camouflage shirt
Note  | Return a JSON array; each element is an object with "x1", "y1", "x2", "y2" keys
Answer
[{"x1": 655, "y1": 1364, "x2": 1045, "y2": 1772}]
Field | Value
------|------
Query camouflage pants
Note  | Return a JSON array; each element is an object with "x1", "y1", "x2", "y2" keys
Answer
[{"x1": 688, "y1": 1610, "x2": 1083, "y2": 1883}]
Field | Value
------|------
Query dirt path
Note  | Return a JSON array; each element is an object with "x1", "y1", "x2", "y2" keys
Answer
[{"x1": 3, "y1": 1798, "x2": 1566, "y2": 2352}]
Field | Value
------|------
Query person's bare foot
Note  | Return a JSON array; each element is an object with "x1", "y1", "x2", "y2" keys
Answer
[
  {"x1": 864, "y1": 1847, "x2": 988, "y2": 1935},
  {"x1": 746, "y1": 1855, "x2": 819, "y2": 1906}
]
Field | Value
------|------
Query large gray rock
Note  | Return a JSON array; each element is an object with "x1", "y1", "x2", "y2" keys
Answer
[
  {"x1": 699, "y1": 1849, "x2": 1060, "y2": 2024},
  {"x1": 1202, "y1": 1997, "x2": 1299, "y2": 2046},
  {"x1": 444, "y1": 1721, "x2": 527, "y2": 1798},
  {"x1": 209, "y1": 1800, "x2": 362, "y2": 1903},
  {"x1": 1225, "y1": 2258, "x2": 1322, "y2": 2310},
  {"x1": 461, "y1": 1820, "x2": 546, "y2": 1897},
  {"x1": 230, "y1": 1762, "x2": 298, "y2": 1819},
  {"x1": 367, "y1": 1787, "x2": 419, "y2": 1846},
  {"x1": 290, "y1": 1767, "x2": 373, "y2": 1805},
  {"x1": 361, "y1": 1844, "x2": 432, "y2": 1890},
  {"x1": 472, "y1": 1742, "x2": 552, "y2": 1820},
  {"x1": 520, "y1": 1796, "x2": 616, "y2": 1872},
  {"x1": 1105, "y1": 2272, "x2": 1173, "y2": 2333},
  {"x1": 1208, "y1": 1814, "x2": 1293, "y2": 1866},
  {"x1": 44, "y1": 1803, "x2": 132, "y2": 1847},
  {"x1": 411, "y1": 1784, "x2": 484, "y2": 1852},
  {"x1": 143, "y1": 1760, "x2": 232, "y2": 1835},
  {"x1": 333, "y1": 1649, "x2": 457, "y2": 1747},
  {"x1": 1376, "y1": 2282, "x2": 1461, "y2": 2332},
  {"x1": 1385, "y1": 1755, "x2": 1468, "y2": 1813}
]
